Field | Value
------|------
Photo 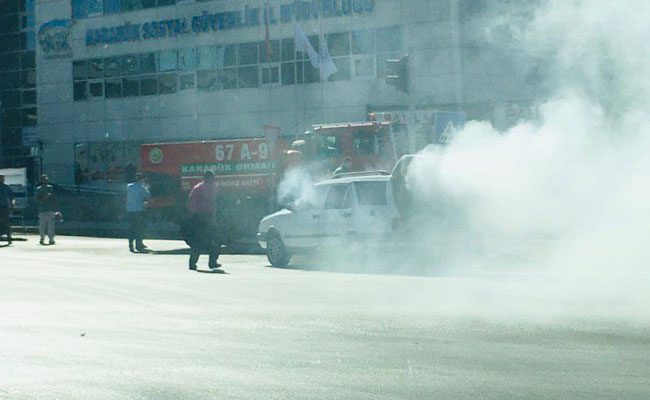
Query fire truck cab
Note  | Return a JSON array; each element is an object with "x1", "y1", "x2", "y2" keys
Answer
[{"x1": 294, "y1": 122, "x2": 402, "y2": 176}]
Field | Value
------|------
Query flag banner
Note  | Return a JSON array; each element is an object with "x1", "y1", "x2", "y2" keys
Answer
[{"x1": 293, "y1": 25, "x2": 338, "y2": 80}]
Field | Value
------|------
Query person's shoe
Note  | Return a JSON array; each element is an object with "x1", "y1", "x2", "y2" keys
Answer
[
  {"x1": 208, "y1": 263, "x2": 222, "y2": 270},
  {"x1": 49, "y1": 240, "x2": 55, "y2": 245},
  {"x1": 189, "y1": 264, "x2": 197, "y2": 271},
  {"x1": 39, "y1": 239, "x2": 45, "y2": 245}
]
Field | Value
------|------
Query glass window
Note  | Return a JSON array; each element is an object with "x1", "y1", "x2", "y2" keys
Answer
[
  {"x1": 87, "y1": 0, "x2": 103, "y2": 15},
  {"x1": 21, "y1": 90, "x2": 36, "y2": 105},
  {"x1": 179, "y1": 73, "x2": 194, "y2": 90},
  {"x1": 104, "y1": 56, "x2": 122, "y2": 77},
  {"x1": 178, "y1": 48, "x2": 196, "y2": 71},
  {"x1": 377, "y1": 27, "x2": 402, "y2": 53},
  {"x1": 103, "y1": 0, "x2": 120, "y2": 14},
  {"x1": 21, "y1": 32, "x2": 36, "y2": 51},
  {"x1": 21, "y1": 52, "x2": 35, "y2": 69},
  {"x1": 328, "y1": 58, "x2": 350, "y2": 81},
  {"x1": 22, "y1": 107, "x2": 37, "y2": 126},
  {"x1": 238, "y1": 42, "x2": 258, "y2": 65},
  {"x1": 355, "y1": 182, "x2": 387, "y2": 206},
  {"x1": 217, "y1": 45, "x2": 237, "y2": 67},
  {"x1": 352, "y1": 130, "x2": 375, "y2": 155},
  {"x1": 21, "y1": 69, "x2": 36, "y2": 88},
  {"x1": 296, "y1": 35, "x2": 319, "y2": 60},
  {"x1": 197, "y1": 46, "x2": 217, "y2": 70},
  {"x1": 324, "y1": 185, "x2": 350, "y2": 210},
  {"x1": 258, "y1": 40, "x2": 279, "y2": 63},
  {"x1": 354, "y1": 57, "x2": 375, "y2": 78},
  {"x1": 1, "y1": 15, "x2": 19, "y2": 34},
  {"x1": 140, "y1": 52, "x2": 157, "y2": 74},
  {"x1": 140, "y1": 75, "x2": 158, "y2": 95},
  {"x1": 0, "y1": 53, "x2": 20, "y2": 71},
  {"x1": 89, "y1": 81, "x2": 103, "y2": 97},
  {"x1": 281, "y1": 62, "x2": 295, "y2": 85},
  {"x1": 197, "y1": 70, "x2": 216, "y2": 91},
  {"x1": 158, "y1": 73, "x2": 176, "y2": 94},
  {"x1": 377, "y1": 52, "x2": 401, "y2": 78},
  {"x1": 3, "y1": 109, "x2": 22, "y2": 126},
  {"x1": 88, "y1": 58, "x2": 104, "y2": 79},
  {"x1": 281, "y1": 38, "x2": 294, "y2": 62},
  {"x1": 305, "y1": 61, "x2": 320, "y2": 83},
  {"x1": 21, "y1": 15, "x2": 36, "y2": 29},
  {"x1": 72, "y1": 0, "x2": 87, "y2": 19},
  {"x1": 105, "y1": 79, "x2": 122, "y2": 98},
  {"x1": 326, "y1": 32, "x2": 350, "y2": 57},
  {"x1": 122, "y1": 54, "x2": 139, "y2": 75},
  {"x1": 21, "y1": 0, "x2": 35, "y2": 12},
  {"x1": 318, "y1": 134, "x2": 340, "y2": 157},
  {"x1": 1, "y1": 90, "x2": 20, "y2": 107},
  {"x1": 4, "y1": 34, "x2": 20, "y2": 52},
  {"x1": 73, "y1": 81, "x2": 87, "y2": 101},
  {"x1": 261, "y1": 66, "x2": 279, "y2": 85},
  {"x1": 217, "y1": 68, "x2": 237, "y2": 90},
  {"x1": 352, "y1": 30, "x2": 376, "y2": 55},
  {"x1": 121, "y1": 0, "x2": 142, "y2": 11},
  {"x1": 122, "y1": 77, "x2": 139, "y2": 96},
  {"x1": 73, "y1": 60, "x2": 87, "y2": 80},
  {"x1": 0, "y1": 71, "x2": 20, "y2": 89},
  {"x1": 159, "y1": 49, "x2": 177, "y2": 72},
  {"x1": 237, "y1": 65, "x2": 258, "y2": 88}
]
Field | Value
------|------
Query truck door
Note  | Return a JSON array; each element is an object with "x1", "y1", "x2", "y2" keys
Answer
[{"x1": 318, "y1": 183, "x2": 353, "y2": 246}]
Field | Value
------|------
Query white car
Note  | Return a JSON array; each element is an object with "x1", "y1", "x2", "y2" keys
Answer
[{"x1": 257, "y1": 172, "x2": 399, "y2": 267}]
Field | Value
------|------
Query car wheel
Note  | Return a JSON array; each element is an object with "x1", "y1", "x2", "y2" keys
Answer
[{"x1": 267, "y1": 231, "x2": 291, "y2": 268}]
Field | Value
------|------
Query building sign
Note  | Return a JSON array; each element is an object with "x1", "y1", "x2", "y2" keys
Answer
[
  {"x1": 38, "y1": 19, "x2": 73, "y2": 59},
  {"x1": 86, "y1": 0, "x2": 376, "y2": 47}
]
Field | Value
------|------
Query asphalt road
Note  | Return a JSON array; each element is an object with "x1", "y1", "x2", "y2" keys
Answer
[{"x1": 0, "y1": 235, "x2": 648, "y2": 399}]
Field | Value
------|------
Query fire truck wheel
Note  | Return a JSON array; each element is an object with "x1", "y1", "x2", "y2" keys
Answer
[{"x1": 267, "y1": 232, "x2": 292, "y2": 268}]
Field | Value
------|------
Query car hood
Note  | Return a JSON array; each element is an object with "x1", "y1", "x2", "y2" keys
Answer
[{"x1": 259, "y1": 208, "x2": 293, "y2": 230}]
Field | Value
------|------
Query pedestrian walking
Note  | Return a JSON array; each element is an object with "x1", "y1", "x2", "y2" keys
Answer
[
  {"x1": 126, "y1": 173, "x2": 150, "y2": 253},
  {"x1": 185, "y1": 171, "x2": 221, "y2": 271},
  {"x1": 35, "y1": 175, "x2": 59, "y2": 245},
  {"x1": 0, "y1": 174, "x2": 15, "y2": 244}
]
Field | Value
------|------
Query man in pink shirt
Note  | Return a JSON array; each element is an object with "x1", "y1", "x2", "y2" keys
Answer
[{"x1": 186, "y1": 171, "x2": 221, "y2": 271}]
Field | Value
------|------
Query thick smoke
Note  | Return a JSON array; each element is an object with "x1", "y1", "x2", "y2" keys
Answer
[{"x1": 405, "y1": 0, "x2": 650, "y2": 321}]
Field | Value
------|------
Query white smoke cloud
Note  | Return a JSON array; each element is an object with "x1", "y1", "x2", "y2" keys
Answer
[{"x1": 405, "y1": 0, "x2": 650, "y2": 322}]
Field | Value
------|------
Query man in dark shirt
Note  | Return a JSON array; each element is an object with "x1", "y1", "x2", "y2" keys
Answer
[
  {"x1": 0, "y1": 174, "x2": 15, "y2": 244},
  {"x1": 36, "y1": 175, "x2": 59, "y2": 245}
]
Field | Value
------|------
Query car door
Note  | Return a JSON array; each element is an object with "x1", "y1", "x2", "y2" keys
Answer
[
  {"x1": 351, "y1": 181, "x2": 393, "y2": 237},
  {"x1": 318, "y1": 183, "x2": 353, "y2": 246},
  {"x1": 283, "y1": 185, "x2": 328, "y2": 250}
]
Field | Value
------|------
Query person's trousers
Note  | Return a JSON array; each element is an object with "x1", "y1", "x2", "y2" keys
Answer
[
  {"x1": 189, "y1": 246, "x2": 220, "y2": 268},
  {"x1": 39, "y1": 211, "x2": 56, "y2": 241},
  {"x1": 127, "y1": 211, "x2": 146, "y2": 250},
  {"x1": 0, "y1": 208, "x2": 11, "y2": 240}
]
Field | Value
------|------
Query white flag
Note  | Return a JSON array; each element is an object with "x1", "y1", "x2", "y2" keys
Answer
[
  {"x1": 318, "y1": 35, "x2": 337, "y2": 80},
  {"x1": 293, "y1": 25, "x2": 338, "y2": 81}
]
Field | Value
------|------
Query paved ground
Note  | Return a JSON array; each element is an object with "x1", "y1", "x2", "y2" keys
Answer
[{"x1": 0, "y1": 235, "x2": 649, "y2": 399}]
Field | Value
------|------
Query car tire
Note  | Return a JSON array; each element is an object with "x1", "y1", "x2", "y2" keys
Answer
[{"x1": 266, "y1": 231, "x2": 291, "y2": 268}]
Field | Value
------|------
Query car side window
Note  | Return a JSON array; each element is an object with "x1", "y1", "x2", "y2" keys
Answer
[{"x1": 323, "y1": 184, "x2": 350, "y2": 210}]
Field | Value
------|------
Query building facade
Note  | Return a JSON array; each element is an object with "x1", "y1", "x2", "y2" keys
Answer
[
  {"x1": 0, "y1": 0, "x2": 37, "y2": 169},
  {"x1": 31, "y1": 0, "x2": 540, "y2": 186}
]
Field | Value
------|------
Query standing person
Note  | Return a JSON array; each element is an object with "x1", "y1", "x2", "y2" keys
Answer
[
  {"x1": 186, "y1": 171, "x2": 221, "y2": 271},
  {"x1": 0, "y1": 174, "x2": 15, "y2": 244},
  {"x1": 36, "y1": 175, "x2": 58, "y2": 245},
  {"x1": 126, "y1": 173, "x2": 150, "y2": 253},
  {"x1": 332, "y1": 156, "x2": 353, "y2": 178}
]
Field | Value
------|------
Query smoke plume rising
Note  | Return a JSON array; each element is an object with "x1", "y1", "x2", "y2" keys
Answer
[{"x1": 405, "y1": 0, "x2": 650, "y2": 322}]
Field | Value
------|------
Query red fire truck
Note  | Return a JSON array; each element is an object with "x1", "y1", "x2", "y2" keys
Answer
[{"x1": 140, "y1": 121, "x2": 405, "y2": 246}]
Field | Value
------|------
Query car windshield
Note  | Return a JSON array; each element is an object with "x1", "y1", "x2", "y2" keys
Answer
[{"x1": 355, "y1": 181, "x2": 387, "y2": 206}]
